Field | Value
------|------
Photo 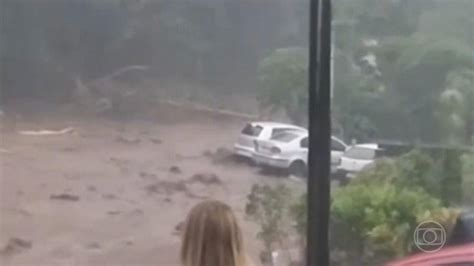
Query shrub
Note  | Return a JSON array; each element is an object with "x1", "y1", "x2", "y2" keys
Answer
[
  {"x1": 330, "y1": 184, "x2": 441, "y2": 261},
  {"x1": 354, "y1": 149, "x2": 466, "y2": 205},
  {"x1": 245, "y1": 184, "x2": 293, "y2": 254},
  {"x1": 433, "y1": 149, "x2": 463, "y2": 205}
]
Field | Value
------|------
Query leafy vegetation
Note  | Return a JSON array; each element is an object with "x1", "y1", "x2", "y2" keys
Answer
[
  {"x1": 253, "y1": 0, "x2": 474, "y2": 145},
  {"x1": 257, "y1": 48, "x2": 308, "y2": 125},
  {"x1": 331, "y1": 184, "x2": 440, "y2": 260},
  {"x1": 247, "y1": 148, "x2": 472, "y2": 264},
  {"x1": 245, "y1": 184, "x2": 294, "y2": 260}
]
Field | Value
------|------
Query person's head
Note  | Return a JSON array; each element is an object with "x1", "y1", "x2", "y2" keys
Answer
[{"x1": 181, "y1": 200, "x2": 246, "y2": 266}]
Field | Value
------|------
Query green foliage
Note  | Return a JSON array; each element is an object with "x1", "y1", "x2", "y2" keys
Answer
[
  {"x1": 461, "y1": 153, "x2": 474, "y2": 205},
  {"x1": 438, "y1": 69, "x2": 474, "y2": 144},
  {"x1": 371, "y1": 35, "x2": 474, "y2": 142},
  {"x1": 257, "y1": 47, "x2": 308, "y2": 125},
  {"x1": 331, "y1": 184, "x2": 441, "y2": 258},
  {"x1": 329, "y1": 0, "x2": 474, "y2": 143},
  {"x1": 355, "y1": 149, "x2": 467, "y2": 206},
  {"x1": 245, "y1": 184, "x2": 293, "y2": 250},
  {"x1": 417, "y1": 207, "x2": 461, "y2": 236},
  {"x1": 417, "y1": 0, "x2": 474, "y2": 45},
  {"x1": 289, "y1": 193, "x2": 307, "y2": 236},
  {"x1": 355, "y1": 150, "x2": 441, "y2": 198},
  {"x1": 435, "y1": 150, "x2": 464, "y2": 206},
  {"x1": 396, "y1": 150, "x2": 438, "y2": 193}
]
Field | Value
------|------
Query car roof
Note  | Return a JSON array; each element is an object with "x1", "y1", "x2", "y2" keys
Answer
[
  {"x1": 273, "y1": 129, "x2": 307, "y2": 137},
  {"x1": 351, "y1": 143, "x2": 379, "y2": 149},
  {"x1": 250, "y1": 121, "x2": 306, "y2": 130},
  {"x1": 270, "y1": 130, "x2": 347, "y2": 140},
  {"x1": 272, "y1": 131, "x2": 345, "y2": 141}
]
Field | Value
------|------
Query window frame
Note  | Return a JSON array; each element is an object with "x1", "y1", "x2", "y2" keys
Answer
[{"x1": 306, "y1": 0, "x2": 332, "y2": 265}]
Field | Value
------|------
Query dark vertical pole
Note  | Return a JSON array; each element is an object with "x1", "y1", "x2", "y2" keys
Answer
[{"x1": 307, "y1": 0, "x2": 331, "y2": 265}]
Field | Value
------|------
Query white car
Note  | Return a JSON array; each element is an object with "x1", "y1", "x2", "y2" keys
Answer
[
  {"x1": 337, "y1": 143, "x2": 383, "y2": 179},
  {"x1": 233, "y1": 122, "x2": 306, "y2": 159},
  {"x1": 252, "y1": 130, "x2": 348, "y2": 177}
]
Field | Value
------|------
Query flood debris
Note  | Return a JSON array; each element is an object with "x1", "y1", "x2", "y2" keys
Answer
[
  {"x1": 149, "y1": 137, "x2": 162, "y2": 144},
  {"x1": 18, "y1": 127, "x2": 74, "y2": 136},
  {"x1": 139, "y1": 171, "x2": 157, "y2": 179},
  {"x1": 173, "y1": 221, "x2": 185, "y2": 236},
  {"x1": 50, "y1": 193, "x2": 80, "y2": 201},
  {"x1": 169, "y1": 166, "x2": 182, "y2": 174},
  {"x1": 115, "y1": 136, "x2": 141, "y2": 145},
  {"x1": 202, "y1": 150, "x2": 213, "y2": 157},
  {"x1": 85, "y1": 242, "x2": 101, "y2": 250},
  {"x1": 189, "y1": 172, "x2": 222, "y2": 186},
  {"x1": 0, "y1": 237, "x2": 32, "y2": 256},
  {"x1": 109, "y1": 157, "x2": 130, "y2": 166},
  {"x1": 61, "y1": 146, "x2": 80, "y2": 152},
  {"x1": 205, "y1": 147, "x2": 236, "y2": 165},
  {"x1": 115, "y1": 135, "x2": 141, "y2": 145},
  {"x1": 144, "y1": 180, "x2": 207, "y2": 199},
  {"x1": 128, "y1": 208, "x2": 144, "y2": 217},
  {"x1": 102, "y1": 193, "x2": 118, "y2": 200},
  {"x1": 145, "y1": 180, "x2": 187, "y2": 195}
]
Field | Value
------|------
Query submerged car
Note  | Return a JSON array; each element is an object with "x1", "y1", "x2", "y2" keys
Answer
[
  {"x1": 233, "y1": 121, "x2": 306, "y2": 159},
  {"x1": 337, "y1": 143, "x2": 384, "y2": 179},
  {"x1": 253, "y1": 130, "x2": 347, "y2": 177}
]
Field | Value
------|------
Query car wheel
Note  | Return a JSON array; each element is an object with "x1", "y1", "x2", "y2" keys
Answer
[{"x1": 289, "y1": 161, "x2": 307, "y2": 178}]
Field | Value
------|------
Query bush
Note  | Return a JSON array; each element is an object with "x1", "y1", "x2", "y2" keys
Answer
[
  {"x1": 330, "y1": 184, "x2": 441, "y2": 262},
  {"x1": 354, "y1": 149, "x2": 465, "y2": 205},
  {"x1": 245, "y1": 184, "x2": 293, "y2": 253}
]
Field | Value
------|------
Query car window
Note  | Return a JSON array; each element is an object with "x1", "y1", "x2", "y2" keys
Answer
[
  {"x1": 241, "y1": 124, "x2": 263, "y2": 137},
  {"x1": 344, "y1": 147, "x2": 376, "y2": 160},
  {"x1": 271, "y1": 132, "x2": 300, "y2": 143},
  {"x1": 331, "y1": 139, "x2": 346, "y2": 151},
  {"x1": 271, "y1": 127, "x2": 300, "y2": 138},
  {"x1": 300, "y1": 137, "x2": 309, "y2": 148}
]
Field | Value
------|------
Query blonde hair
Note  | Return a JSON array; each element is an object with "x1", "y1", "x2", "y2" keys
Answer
[{"x1": 181, "y1": 200, "x2": 247, "y2": 266}]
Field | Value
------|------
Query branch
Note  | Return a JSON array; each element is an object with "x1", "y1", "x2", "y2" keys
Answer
[{"x1": 90, "y1": 65, "x2": 149, "y2": 84}]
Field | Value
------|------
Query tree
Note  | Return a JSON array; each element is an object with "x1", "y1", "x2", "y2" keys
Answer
[
  {"x1": 257, "y1": 47, "x2": 308, "y2": 125},
  {"x1": 438, "y1": 69, "x2": 474, "y2": 144},
  {"x1": 331, "y1": 0, "x2": 474, "y2": 144}
]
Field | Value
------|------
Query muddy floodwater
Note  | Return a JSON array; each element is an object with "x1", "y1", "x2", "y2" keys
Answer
[{"x1": 0, "y1": 106, "x2": 303, "y2": 266}]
